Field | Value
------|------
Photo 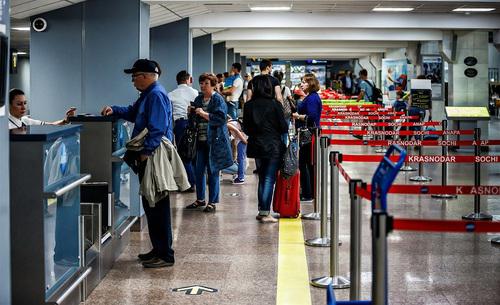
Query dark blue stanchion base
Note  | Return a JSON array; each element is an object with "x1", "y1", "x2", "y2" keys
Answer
[{"x1": 327, "y1": 284, "x2": 372, "y2": 305}]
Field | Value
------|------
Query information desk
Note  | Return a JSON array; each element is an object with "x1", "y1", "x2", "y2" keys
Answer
[
  {"x1": 10, "y1": 125, "x2": 90, "y2": 305},
  {"x1": 68, "y1": 115, "x2": 141, "y2": 274},
  {"x1": 445, "y1": 106, "x2": 490, "y2": 151}
]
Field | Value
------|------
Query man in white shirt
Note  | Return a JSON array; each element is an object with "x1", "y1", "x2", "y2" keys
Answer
[
  {"x1": 167, "y1": 71, "x2": 198, "y2": 191},
  {"x1": 222, "y1": 62, "x2": 244, "y2": 119},
  {"x1": 8, "y1": 88, "x2": 75, "y2": 129}
]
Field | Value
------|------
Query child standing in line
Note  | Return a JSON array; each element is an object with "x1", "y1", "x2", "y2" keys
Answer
[{"x1": 227, "y1": 118, "x2": 248, "y2": 184}]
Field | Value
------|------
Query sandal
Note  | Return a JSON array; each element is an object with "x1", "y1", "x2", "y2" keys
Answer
[
  {"x1": 185, "y1": 200, "x2": 206, "y2": 209},
  {"x1": 203, "y1": 203, "x2": 216, "y2": 213}
]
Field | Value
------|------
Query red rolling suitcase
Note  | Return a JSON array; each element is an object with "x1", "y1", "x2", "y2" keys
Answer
[{"x1": 273, "y1": 170, "x2": 301, "y2": 218}]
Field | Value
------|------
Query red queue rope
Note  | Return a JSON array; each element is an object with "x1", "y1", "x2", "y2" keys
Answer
[
  {"x1": 322, "y1": 111, "x2": 405, "y2": 116},
  {"x1": 321, "y1": 121, "x2": 441, "y2": 127},
  {"x1": 392, "y1": 218, "x2": 500, "y2": 233},
  {"x1": 341, "y1": 154, "x2": 500, "y2": 163},
  {"x1": 322, "y1": 129, "x2": 474, "y2": 136},
  {"x1": 356, "y1": 184, "x2": 500, "y2": 196},
  {"x1": 337, "y1": 161, "x2": 352, "y2": 183},
  {"x1": 329, "y1": 139, "x2": 500, "y2": 147},
  {"x1": 321, "y1": 115, "x2": 420, "y2": 120}
]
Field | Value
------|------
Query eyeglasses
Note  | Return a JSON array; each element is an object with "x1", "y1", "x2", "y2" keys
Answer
[{"x1": 132, "y1": 73, "x2": 146, "y2": 80}]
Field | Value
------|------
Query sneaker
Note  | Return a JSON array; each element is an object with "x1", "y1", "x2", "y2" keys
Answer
[
  {"x1": 232, "y1": 178, "x2": 245, "y2": 185},
  {"x1": 259, "y1": 215, "x2": 278, "y2": 223},
  {"x1": 138, "y1": 250, "x2": 156, "y2": 261},
  {"x1": 256, "y1": 214, "x2": 264, "y2": 221},
  {"x1": 300, "y1": 198, "x2": 314, "y2": 203}
]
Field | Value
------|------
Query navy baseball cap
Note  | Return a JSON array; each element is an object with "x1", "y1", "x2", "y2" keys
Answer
[{"x1": 124, "y1": 59, "x2": 161, "y2": 75}]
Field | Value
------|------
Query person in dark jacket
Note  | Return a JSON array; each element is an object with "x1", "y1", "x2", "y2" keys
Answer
[
  {"x1": 243, "y1": 75, "x2": 289, "y2": 223},
  {"x1": 185, "y1": 73, "x2": 233, "y2": 213},
  {"x1": 292, "y1": 73, "x2": 323, "y2": 202}
]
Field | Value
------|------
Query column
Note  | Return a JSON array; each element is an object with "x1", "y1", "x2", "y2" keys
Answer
[
  {"x1": 193, "y1": 34, "x2": 213, "y2": 90},
  {"x1": 150, "y1": 18, "x2": 191, "y2": 92},
  {"x1": 448, "y1": 30, "x2": 489, "y2": 133},
  {"x1": 213, "y1": 42, "x2": 226, "y2": 74},
  {"x1": 227, "y1": 48, "x2": 235, "y2": 71}
]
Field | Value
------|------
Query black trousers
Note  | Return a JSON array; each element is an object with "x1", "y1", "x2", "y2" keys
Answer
[
  {"x1": 138, "y1": 161, "x2": 175, "y2": 262},
  {"x1": 299, "y1": 142, "x2": 314, "y2": 200}
]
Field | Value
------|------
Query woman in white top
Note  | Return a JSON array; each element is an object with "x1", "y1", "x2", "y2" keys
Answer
[{"x1": 8, "y1": 88, "x2": 76, "y2": 129}]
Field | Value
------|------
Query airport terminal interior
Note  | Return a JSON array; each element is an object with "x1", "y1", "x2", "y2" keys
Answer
[{"x1": 1, "y1": 1, "x2": 500, "y2": 305}]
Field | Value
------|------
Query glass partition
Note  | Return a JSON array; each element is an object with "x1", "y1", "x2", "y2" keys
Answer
[
  {"x1": 112, "y1": 120, "x2": 132, "y2": 229},
  {"x1": 42, "y1": 134, "x2": 81, "y2": 298}
]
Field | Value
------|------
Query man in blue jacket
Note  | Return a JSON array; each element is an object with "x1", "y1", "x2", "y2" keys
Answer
[{"x1": 101, "y1": 59, "x2": 174, "y2": 268}]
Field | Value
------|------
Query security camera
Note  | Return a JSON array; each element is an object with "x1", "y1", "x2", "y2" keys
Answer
[{"x1": 32, "y1": 18, "x2": 47, "y2": 32}]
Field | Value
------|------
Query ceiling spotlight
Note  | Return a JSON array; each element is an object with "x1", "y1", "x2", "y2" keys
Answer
[
  {"x1": 453, "y1": 8, "x2": 495, "y2": 12},
  {"x1": 12, "y1": 27, "x2": 30, "y2": 31},
  {"x1": 372, "y1": 7, "x2": 414, "y2": 12},
  {"x1": 250, "y1": 6, "x2": 292, "y2": 11}
]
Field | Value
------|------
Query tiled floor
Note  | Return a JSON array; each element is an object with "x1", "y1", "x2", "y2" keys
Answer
[{"x1": 86, "y1": 115, "x2": 500, "y2": 305}]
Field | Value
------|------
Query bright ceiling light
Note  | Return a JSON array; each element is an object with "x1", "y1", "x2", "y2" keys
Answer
[
  {"x1": 16, "y1": 52, "x2": 27, "y2": 55},
  {"x1": 372, "y1": 7, "x2": 414, "y2": 12},
  {"x1": 250, "y1": 6, "x2": 292, "y2": 11},
  {"x1": 12, "y1": 27, "x2": 30, "y2": 31},
  {"x1": 453, "y1": 7, "x2": 495, "y2": 12}
]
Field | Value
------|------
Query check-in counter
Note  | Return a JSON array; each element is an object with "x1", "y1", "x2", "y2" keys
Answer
[
  {"x1": 68, "y1": 115, "x2": 142, "y2": 278},
  {"x1": 10, "y1": 125, "x2": 91, "y2": 305}
]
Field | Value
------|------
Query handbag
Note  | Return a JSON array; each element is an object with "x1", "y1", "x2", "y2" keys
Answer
[
  {"x1": 281, "y1": 134, "x2": 299, "y2": 178},
  {"x1": 178, "y1": 114, "x2": 198, "y2": 161},
  {"x1": 298, "y1": 127, "x2": 313, "y2": 146}
]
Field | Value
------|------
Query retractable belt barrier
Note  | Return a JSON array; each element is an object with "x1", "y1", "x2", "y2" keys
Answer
[
  {"x1": 329, "y1": 139, "x2": 500, "y2": 147},
  {"x1": 321, "y1": 115, "x2": 420, "y2": 120},
  {"x1": 340, "y1": 154, "x2": 500, "y2": 163},
  {"x1": 322, "y1": 111, "x2": 405, "y2": 116},
  {"x1": 354, "y1": 184, "x2": 500, "y2": 198},
  {"x1": 321, "y1": 121, "x2": 441, "y2": 127},
  {"x1": 322, "y1": 129, "x2": 474, "y2": 136}
]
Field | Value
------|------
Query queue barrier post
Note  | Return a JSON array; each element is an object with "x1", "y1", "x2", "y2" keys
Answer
[
  {"x1": 311, "y1": 152, "x2": 350, "y2": 288},
  {"x1": 400, "y1": 110, "x2": 416, "y2": 172},
  {"x1": 409, "y1": 141, "x2": 432, "y2": 182},
  {"x1": 432, "y1": 120, "x2": 457, "y2": 199},
  {"x1": 375, "y1": 119, "x2": 387, "y2": 154},
  {"x1": 349, "y1": 179, "x2": 363, "y2": 300},
  {"x1": 371, "y1": 211, "x2": 391, "y2": 305},
  {"x1": 303, "y1": 127, "x2": 321, "y2": 220},
  {"x1": 305, "y1": 136, "x2": 331, "y2": 247},
  {"x1": 462, "y1": 128, "x2": 493, "y2": 221}
]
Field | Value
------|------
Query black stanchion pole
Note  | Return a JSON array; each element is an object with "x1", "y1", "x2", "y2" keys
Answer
[
  {"x1": 303, "y1": 127, "x2": 321, "y2": 220},
  {"x1": 400, "y1": 109, "x2": 416, "y2": 172},
  {"x1": 409, "y1": 143, "x2": 432, "y2": 182},
  {"x1": 462, "y1": 128, "x2": 492, "y2": 221},
  {"x1": 432, "y1": 120, "x2": 457, "y2": 199}
]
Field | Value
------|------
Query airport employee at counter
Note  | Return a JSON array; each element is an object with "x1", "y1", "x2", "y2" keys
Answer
[
  {"x1": 101, "y1": 59, "x2": 175, "y2": 269},
  {"x1": 8, "y1": 88, "x2": 76, "y2": 129}
]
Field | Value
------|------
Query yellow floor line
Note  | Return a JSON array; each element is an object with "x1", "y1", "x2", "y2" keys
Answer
[{"x1": 277, "y1": 218, "x2": 312, "y2": 305}]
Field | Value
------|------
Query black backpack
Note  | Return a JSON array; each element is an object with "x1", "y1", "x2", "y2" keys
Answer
[{"x1": 364, "y1": 80, "x2": 383, "y2": 104}]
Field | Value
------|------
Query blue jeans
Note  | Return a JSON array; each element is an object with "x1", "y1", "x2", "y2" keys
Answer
[
  {"x1": 227, "y1": 101, "x2": 238, "y2": 120},
  {"x1": 256, "y1": 158, "x2": 281, "y2": 214},
  {"x1": 195, "y1": 141, "x2": 220, "y2": 204},
  {"x1": 174, "y1": 118, "x2": 196, "y2": 187},
  {"x1": 237, "y1": 141, "x2": 247, "y2": 180}
]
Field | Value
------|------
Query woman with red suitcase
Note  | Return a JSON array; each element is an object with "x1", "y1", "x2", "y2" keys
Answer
[{"x1": 243, "y1": 75, "x2": 289, "y2": 223}]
